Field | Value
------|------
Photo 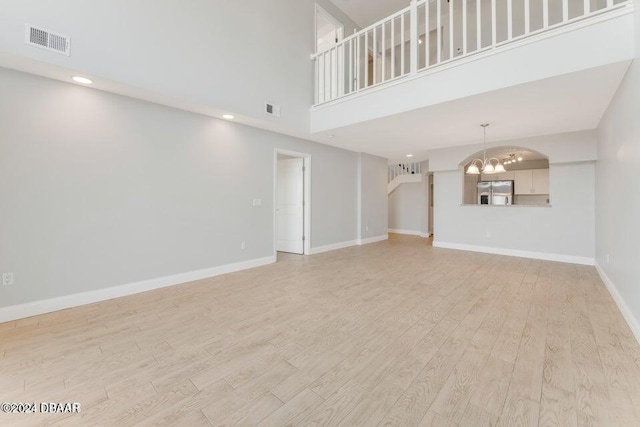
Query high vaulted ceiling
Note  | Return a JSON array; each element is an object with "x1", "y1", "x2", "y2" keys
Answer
[{"x1": 329, "y1": 0, "x2": 410, "y2": 28}]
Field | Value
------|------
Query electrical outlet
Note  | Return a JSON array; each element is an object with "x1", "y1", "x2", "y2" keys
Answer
[
  {"x1": 606, "y1": 253, "x2": 610, "y2": 264},
  {"x1": 2, "y1": 273, "x2": 14, "y2": 286},
  {"x1": 485, "y1": 231, "x2": 491, "y2": 238},
  {"x1": 252, "y1": 198, "x2": 262, "y2": 207},
  {"x1": 365, "y1": 225, "x2": 369, "y2": 232},
  {"x1": 241, "y1": 241, "x2": 246, "y2": 250}
]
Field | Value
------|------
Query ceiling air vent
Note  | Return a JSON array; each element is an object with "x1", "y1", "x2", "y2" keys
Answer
[
  {"x1": 265, "y1": 102, "x2": 281, "y2": 117},
  {"x1": 25, "y1": 24, "x2": 70, "y2": 56}
]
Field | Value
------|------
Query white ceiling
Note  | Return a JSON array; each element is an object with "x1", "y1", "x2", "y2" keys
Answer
[
  {"x1": 329, "y1": 0, "x2": 411, "y2": 28},
  {"x1": 462, "y1": 148, "x2": 548, "y2": 165},
  {"x1": 313, "y1": 61, "x2": 629, "y2": 162}
]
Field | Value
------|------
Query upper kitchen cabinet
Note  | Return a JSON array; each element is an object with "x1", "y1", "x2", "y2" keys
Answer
[
  {"x1": 481, "y1": 171, "x2": 515, "y2": 181},
  {"x1": 515, "y1": 169, "x2": 550, "y2": 195}
]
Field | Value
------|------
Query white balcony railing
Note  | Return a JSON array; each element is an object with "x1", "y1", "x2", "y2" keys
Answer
[
  {"x1": 389, "y1": 162, "x2": 422, "y2": 183},
  {"x1": 312, "y1": 0, "x2": 631, "y2": 106}
]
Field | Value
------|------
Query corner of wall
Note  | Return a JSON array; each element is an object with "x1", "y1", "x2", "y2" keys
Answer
[{"x1": 595, "y1": 262, "x2": 640, "y2": 345}]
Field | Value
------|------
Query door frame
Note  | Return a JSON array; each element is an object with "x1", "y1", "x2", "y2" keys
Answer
[
  {"x1": 273, "y1": 148, "x2": 311, "y2": 256},
  {"x1": 428, "y1": 172, "x2": 434, "y2": 236},
  {"x1": 315, "y1": 4, "x2": 344, "y2": 52}
]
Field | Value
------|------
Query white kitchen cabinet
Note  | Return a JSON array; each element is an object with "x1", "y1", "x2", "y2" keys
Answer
[
  {"x1": 514, "y1": 169, "x2": 549, "y2": 195},
  {"x1": 532, "y1": 169, "x2": 550, "y2": 194},
  {"x1": 514, "y1": 170, "x2": 533, "y2": 195}
]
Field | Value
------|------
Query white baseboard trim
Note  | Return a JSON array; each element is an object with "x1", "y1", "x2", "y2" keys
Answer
[
  {"x1": 358, "y1": 234, "x2": 389, "y2": 245},
  {"x1": 310, "y1": 234, "x2": 390, "y2": 255},
  {"x1": 388, "y1": 229, "x2": 428, "y2": 237},
  {"x1": 309, "y1": 240, "x2": 358, "y2": 255},
  {"x1": 0, "y1": 255, "x2": 276, "y2": 324},
  {"x1": 595, "y1": 263, "x2": 640, "y2": 345},
  {"x1": 432, "y1": 241, "x2": 595, "y2": 266}
]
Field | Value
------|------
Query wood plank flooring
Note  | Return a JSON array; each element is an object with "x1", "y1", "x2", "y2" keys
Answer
[{"x1": 1, "y1": 234, "x2": 640, "y2": 426}]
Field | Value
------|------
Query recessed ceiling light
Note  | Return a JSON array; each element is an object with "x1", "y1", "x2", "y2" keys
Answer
[
  {"x1": 517, "y1": 156, "x2": 523, "y2": 161},
  {"x1": 328, "y1": 134, "x2": 336, "y2": 138},
  {"x1": 222, "y1": 114, "x2": 235, "y2": 120},
  {"x1": 72, "y1": 76, "x2": 92, "y2": 85},
  {"x1": 418, "y1": 39, "x2": 423, "y2": 45},
  {"x1": 406, "y1": 154, "x2": 413, "y2": 158}
]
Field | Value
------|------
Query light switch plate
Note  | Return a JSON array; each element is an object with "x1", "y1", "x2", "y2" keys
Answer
[{"x1": 252, "y1": 198, "x2": 262, "y2": 207}]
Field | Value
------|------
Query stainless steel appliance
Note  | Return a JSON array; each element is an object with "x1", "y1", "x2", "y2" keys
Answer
[{"x1": 477, "y1": 181, "x2": 514, "y2": 205}]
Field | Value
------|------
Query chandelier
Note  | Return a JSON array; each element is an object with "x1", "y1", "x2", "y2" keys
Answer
[
  {"x1": 465, "y1": 123, "x2": 505, "y2": 175},
  {"x1": 503, "y1": 153, "x2": 524, "y2": 165}
]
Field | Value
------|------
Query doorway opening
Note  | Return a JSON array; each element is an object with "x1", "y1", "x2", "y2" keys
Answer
[
  {"x1": 315, "y1": 5, "x2": 344, "y2": 53},
  {"x1": 274, "y1": 149, "x2": 311, "y2": 256},
  {"x1": 428, "y1": 173, "x2": 434, "y2": 238},
  {"x1": 315, "y1": 6, "x2": 345, "y2": 103}
]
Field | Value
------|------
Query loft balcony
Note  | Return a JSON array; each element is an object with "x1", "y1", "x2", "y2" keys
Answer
[{"x1": 310, "y1": 0, "x2": 635, "y2": 137}]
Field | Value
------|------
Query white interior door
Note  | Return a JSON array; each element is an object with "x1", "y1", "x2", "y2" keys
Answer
[{"x1": 276, "y1": 158, "x2": 304, "y2": 254}]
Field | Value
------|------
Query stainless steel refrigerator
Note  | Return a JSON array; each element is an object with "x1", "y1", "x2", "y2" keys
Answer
[{"x1": 477, "y1": 181, "x2": 514, "y2": 205}]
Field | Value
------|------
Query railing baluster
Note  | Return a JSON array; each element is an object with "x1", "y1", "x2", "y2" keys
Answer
[
  {"x1": 365, "y1": 31, "x2": 369, "y2": 87},
  {"x1": 373, "y1": 26, "x2": 377, "y2": 84},
  {"x1": 349, "y1": 39, "x2": 353, "y2": 93},
  {"x1": 338, "y1": 45, "x2": 344, "y2": 97},
  {"x1": 462, "y1": 0, "x2": 467, "y2": 55},
  {"x1": 562, "y1": 0, "x2": 568, "y2": 22},
  {"x1": 584, "y1": 0, "x2": 590, "y2": 15},
  {"x1": 401, "y1": 14, "x2": 405, "y2": 75},
  {"x1": 323, "y1": 52, "x2": 328, "y2": 103},
  {"x1": 391, "y1": 18, "x2": 396, "y2": 78},
  {"x1": 356, "y1": 35, "x2": 360, "y2": 90},
  {"x1": 524, "y1": 0, "x2": 530, "y2": 34},
  {"x1": 449, "y1": 0, "x2": 454, "y2": 59},
  {"x1": 477, "y1": 0, "x2": 482, "y2": 50},
  {"x1": 319, "y1": 53, "x2": 323, "y2": 103},
  {"x1": 334, "y1": 47, "x2": 338, "y2": 99},
  {"x1": 437, "y1": 0, "x2": 442, "y2": 63},
  {"x1": 410, "y1": 0, "x2": 418, "y2": 73},
  {"x1": 329, "y1": 48, "x2": 334, "y2": 100},
  {"x1": 315, "y1": 58, "x2": 319, "y2": 104},
  {"x1": 507, "y1": 0, "x2": 513, "y2": 39},
  {"x1": 425, "y1": 1, "x2": 430, "y2": 66},
  {"x1": 335, "y1": 46, "x2": 339, "y2": 98},
  {"x1": 382, "y1": 22, "x2": 386, "y2": 82},
  {"x1": 543, "y1": 0, "x2": 549, "y2": 27},
  {"x1": 491, "y1": 0, "x2": 497, "y2": 45}
]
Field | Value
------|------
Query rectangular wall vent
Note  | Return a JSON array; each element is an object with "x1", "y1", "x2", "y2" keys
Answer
[
  {"x1": 25, "y1": 24, "x2": 70, "y2": 56},
  {"x1": 265, "y1": 102, "x2": 281, "y2": 117}
]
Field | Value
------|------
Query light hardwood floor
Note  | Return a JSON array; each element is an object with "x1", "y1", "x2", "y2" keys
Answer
[{"x1": 1, "y1": 234, "x2": 640, "y2": 426}]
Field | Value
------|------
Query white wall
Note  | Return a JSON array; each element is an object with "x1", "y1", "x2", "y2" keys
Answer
[
  {"x1": 358, "y1": 153, "x2": 389, "y2": 239},
  {"x1": 595, "y1": 0, "x2": 640, "y2": 339},
  {"x1": 429, "y1": 130, "x2": 597, "y2": 171},
  {"x1": 389, "y1": 182, "x2": 425, "y2": 234},
  {"x1": 0, "y1": 68, "x2": 364, "y2": 309},
  {"x1": 431, "y1": 131, "x2": 597, "y2": 263},
  {"x1": 0, "y1": 0, "x2": 358, "y2": 137},
  {"x1": 388, "y1": 161, "x2": 429, "y2": 236}
]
